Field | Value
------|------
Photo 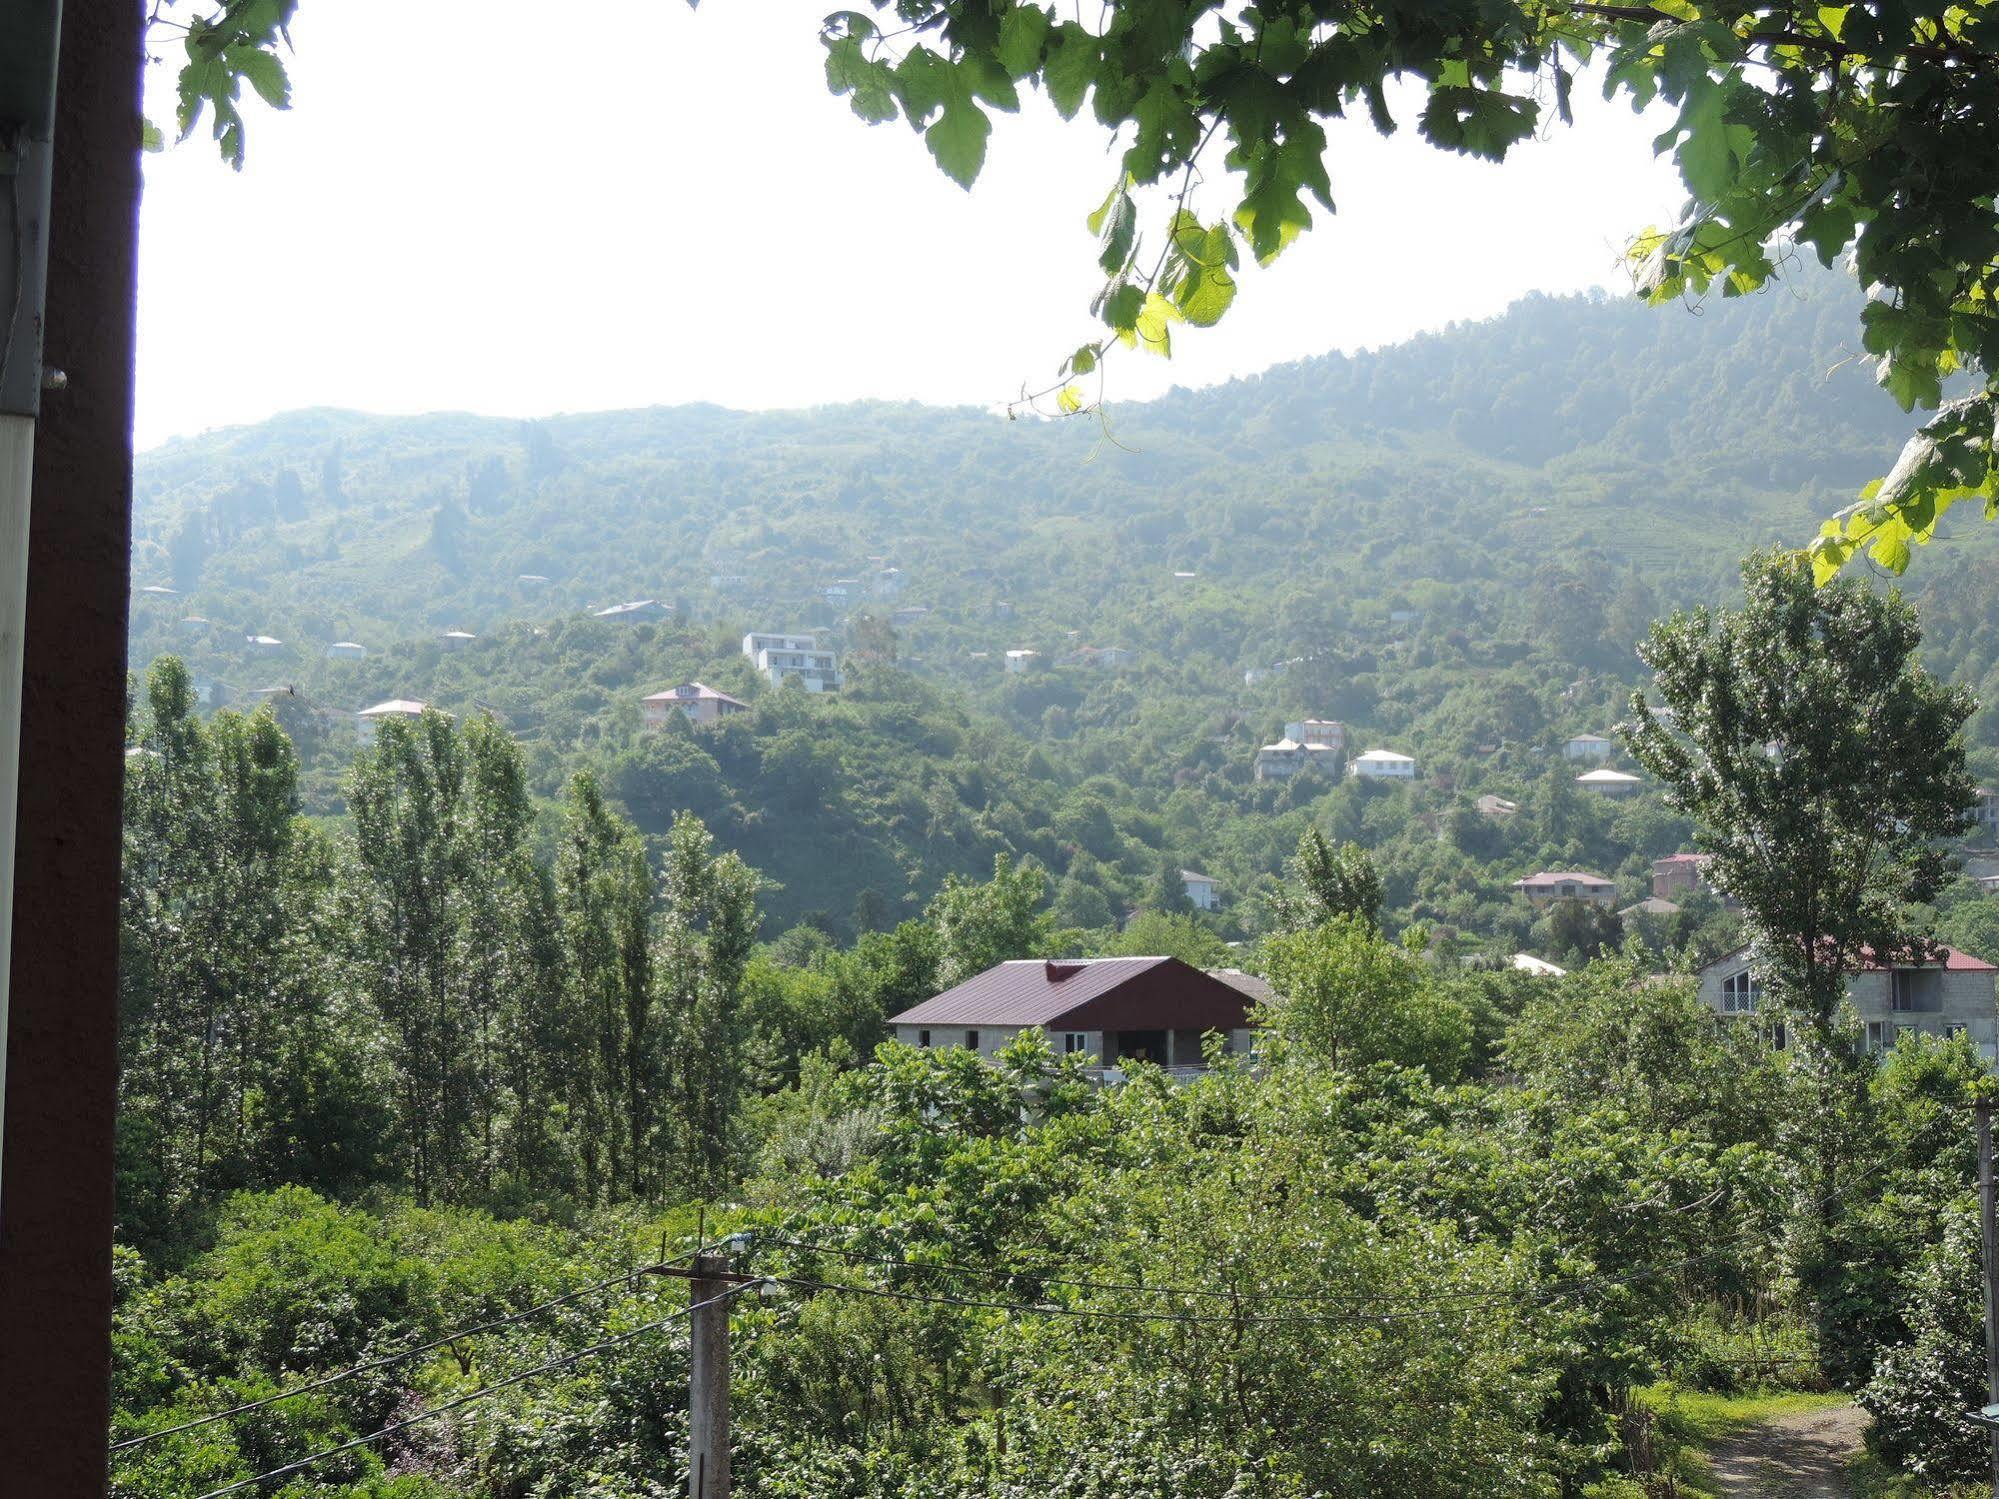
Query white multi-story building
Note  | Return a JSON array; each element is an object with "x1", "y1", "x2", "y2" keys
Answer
[
  {"x1": 1285, "y1": 720, "x2": 1346, "y2": 757},
  {"x1": 743, "y1": 631, "x2": 842, "y2": 691},
  {"x1": 1349, "y1": 749, "x2": 1416, "y2": 781},
  {"x1": 1563, "y1": 733, "x2": 1615, "y2": 761},
  {"x1": 1971, "y1": 787, "x2": 1999, "y2": 842},
  {"x1": 1181, "y1": 870, "x2": 1221, "y2": 911},
  {"x1": 1004, "y1": 649, "x2": 1040, "y2": 673}
]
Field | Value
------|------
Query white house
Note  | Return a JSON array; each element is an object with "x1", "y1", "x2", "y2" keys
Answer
[
  {"x1": 1562, "y1": 733, "x2": 1615, "y2": 761},
  {"x1": 181, "y1": 616, "x2": 210, "y2": 635},
  {"x1": 1181, "y1": 870, "x2": 1221, "y2": 911},
  {"x1": 594, "y1": 599, "x2": 667, "y2": 622},
  {"x1": 245, "y1": 634, "x2": 284, "y2": 655},
  {"x1": 744, "y1": 631, "x2": 816, "y2": 660},
  {"x1": 325, "y1": 641, "x2": 367, "y2": 661},
  {"x1": 1004, "y1": 649, "x2": 1040, "y2": 674},
  {"x1": 1285, "y1": 720, "x2": 1345, "y2": 756},
  {"x1": 1349, "y1": 749, "x2": 1416, "y2": 781},
  {"x1": 745, "y1": 632, "x2": 842, "y2": 691},
  {"x1": 642, "y1": 682, "x2": 748, "y2": 729},
  {"x1": 874, "y1": 567, "x2": 907, "y2": 597},
  {"x1": 440, "y1": 629, "x2": 476, "y2": 652},
  {"x1": 355, "y1": 698, "x2": 435, "y2": 748},
  {"x1": 1698, "y1": 945, "x2": 1999, "y2": 1059},
  {"x1": 517, "y1": 573, "x2": 551, "y2": 586},
  {"x1": 1575, "y1": 768, "x2": 1642, "y2": 797},
  {"x1": 1971, "y1": 787, "x2": 1999, "y2": 842}
]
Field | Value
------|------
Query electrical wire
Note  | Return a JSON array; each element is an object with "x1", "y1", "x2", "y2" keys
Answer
[
  {"x1": 186, "y1": 1283, "x2": 754, "y2": 1499},
  {"x1": 113, "y1": 1245, "x2": 709, "y2": 1453}
]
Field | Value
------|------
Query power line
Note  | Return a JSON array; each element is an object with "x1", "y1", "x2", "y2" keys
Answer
[
  {"x1": 187, "y1": 1283, "x2": 756, "y2": 1499},
  {"x1": 114, "y1": 1247, "x2": 705, "y2": 1454}
]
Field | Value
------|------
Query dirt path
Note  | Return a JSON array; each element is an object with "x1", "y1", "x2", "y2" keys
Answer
[{"x1": 1704, "y1": 1402, "x2": 1868, "y2": 1498}]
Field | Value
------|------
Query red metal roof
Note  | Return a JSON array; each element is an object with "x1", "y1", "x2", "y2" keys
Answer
[
  {"x1": 1703, "y1": 943, "x2": 1997, "y2": 974},
  {"x1": 889, "y1": 956, "x2": 1256, "y2": 1031}
]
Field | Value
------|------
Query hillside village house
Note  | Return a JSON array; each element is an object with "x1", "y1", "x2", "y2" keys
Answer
[
  {"x1": 1180, "y1": 870, "x2": 1221, "y2": 910},
  {"x1": 742, "y1": 631, "x2": 842, "y2": 692},
  {"x1": 1286, "y1": 720, "x2": 1346, "y2": 756},
  {"x1": 1974, "y1": 787, "x2": 1999, "y2": 841},
  {"x1": 325, "y1": 641, "x2": 367, "y2": 661},
  {"x1": 1653, "y1": 853, "x2": 1713, "y2": 899},
  {"x1": 355, "y1": 698, "x2": 436, "y2": 748},
  {"x1": 1698, "y1": 945, "x2": 1999, "y2": 1059},
  {"x1": 1563, "y1": 733, "x2": 1615, "y2": 761},
  {"x1": 1349, "y1": 748, "x2": 1417, "y2": 781},
  {"x1": 1477, "y1": 794, "x2": 1520, "y2": 820},
  {"x1": 1058, "y1": 646, "x2": 1137, "y2": 669},
  {"x1": 1512, "y1": 871, "x2": 1618, "y2": 910},
  {"x1": 440, "y1": 630, "x2": 476, "y2": 652},
  {"x1": 888, "y1": 956, "x2": 1257, "y2": 1074},
  {"x1": 182, "y1": 616, "x2": 210, "y2": 635},
  {"x1": 874, "y1": 567, "x2": 907, "y2": 597},
  {"x1": 245, "y1": 634, "x2": 284, "y2": 655},
  {"x1": 1004, "y1": 649, "x2": 1040, "y2": 673},
  {"x1": 1576, "y1": 768, "x2": 1642, "y2": 797},
  {"x1": 641, "y1": 682, "x2": 747, "y2": 729}
]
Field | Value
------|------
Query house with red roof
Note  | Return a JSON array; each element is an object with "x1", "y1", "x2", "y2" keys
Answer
[
  {"x1": 887, "y1": 956, "x2": 1257, "y2": 1072},
  {"x1": 1697, "y1": 944, "x2": 1999, "y2": 1058},
  {"x1": 641, "y1": 682, "x2": 747, "y2": 730}
]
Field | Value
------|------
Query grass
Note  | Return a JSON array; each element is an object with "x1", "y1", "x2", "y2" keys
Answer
[
  {"x1": 1627, "y1": 1383, "x2": 1851, "y2": 1499},
  {"x1": 1849, "y1": 1451, "x2": 1987, "y2": 1499}
]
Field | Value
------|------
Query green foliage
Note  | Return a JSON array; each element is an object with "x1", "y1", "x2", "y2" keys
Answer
[{"x1": 1261, "y1": 915, "x2": 1472, "y2": 1078}]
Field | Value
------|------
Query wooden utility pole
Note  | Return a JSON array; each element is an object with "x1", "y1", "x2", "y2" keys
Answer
[
  {"x1": 1979, "y1": 1100, "x2": 1999, "y2": 1498},
  {"x1": 688, "y1": 1252, "x2": 732, "y2": 1499}
]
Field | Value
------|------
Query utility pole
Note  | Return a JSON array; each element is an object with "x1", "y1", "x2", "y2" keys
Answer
[
  {"x1": 688, "y1": 1252, "x2": 733, "y2": 1499},
  {"x1": 1979, "y1": 1099, "x2": 1999, "y2": 1498}
]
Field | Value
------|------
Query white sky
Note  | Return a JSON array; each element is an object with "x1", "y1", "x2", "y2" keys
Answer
[{"x1": 133, "y1": 0, "x2": 1686, "y2": 451}]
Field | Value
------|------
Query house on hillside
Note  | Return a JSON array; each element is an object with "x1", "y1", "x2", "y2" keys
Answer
[
  {"x1": 1004, "y1": 649, "x2": 1040, "y2": 674},
  {"x1": 1698, "y1": 945, "x2": 1999, "y2": 1059},
  {"x1": 887, "y1": 956, "x2": 1256, "y2": 1074},
  {"x1": 1285, "y1": 720, "x2": 1346, "y2": 756},
  {"x1": 594, "y1": 599, "x2": 667, "y2": 622},
  {"x1": 440, "y1": 629, "x2": 476, "y2": 652},
  {"x1": 1575, "y1": 768, "x2": 1642, "y2": 797},
  {"x1": 1181, "y1": 870, "x2": 1221, "y2": 911},
  {"x1": 1476, "y1": 794, "x2": 1520, "y2": 820},
  {"x1": 1058, "y1": 646, "x2": 1137, "y2": 670},
  {"x1": 642, "y1": 682, "x2": 747, "y2": 729},
  {"x1": 245, "y1": 634, "x2": 284, "y2": 655},
  {"x1": 1621, "y1": 895, "x2": 1682, "y2": 919},
  {"x1": 874, "y1": 567, "x2": 907, "y2": 597},
  {"x1": 1972, "y1": 787, "x2": 1999, "y2": 842},
  {"x1": 181, "y1": 616, "x2": 210, "y2": 635},
  {"x1": 518, "y1": 573, "x2": 551, "y2": 586},
  {"x1": 1512, "y1": 871, "x2": 1618, "y2": 910},
  {"x1": 1563, "y1": 733, "x2": 1615, "y2": 761},
  {"x1": 1349, "y1": 748, "x2": 1417, "y2": 781},
  {"x1": 1653, "y1": 853, "x2": 1712, "y2": 899},
  {"x1": 325, "y1": 641, "x2": 367, "y2": 661},
  {"x1": 743, "y1": 631, "x2": 842, "y2": 692},
  {"x1": 356, "y1": 698, "x2": 437, "y2": 748}
]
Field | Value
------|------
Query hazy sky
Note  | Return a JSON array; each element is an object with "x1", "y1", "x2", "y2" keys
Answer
[{"x1": 133, "y1": 0, "x2": 1686, "y2": 451}]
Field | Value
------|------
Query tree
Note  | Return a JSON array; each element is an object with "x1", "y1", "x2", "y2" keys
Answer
[
  {"x1": 1626, "y1": 551, "x2": 1976, "y2": 1045},
  {"x1": 1261, "y1": 916, "x2": 1471, "y2": 1078},
  {"x1": 925, "y1": 854, "x2": 1048, "y2": 988},
  {"x1": 553, "y1": 771, "x2": 653, "y2": 1203},
  {"x1": 1149, "y1": 856, "x2": 1195, "y2": 916},
  {"x1": 655, "y1": 812, "x2": 763, "y2": 1197},
  {"x1": 346, "y1": 709, "x2": 476, "y2": 1204},
  {"x1": 1269, "y1": 828, "x2": 1383, "y2": 933},
  {"x1": 1625, "y1": 549, "x2": 1975, "y2": 1368}
]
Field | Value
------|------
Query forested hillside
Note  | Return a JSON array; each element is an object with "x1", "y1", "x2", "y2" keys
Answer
[{"x1": 125, "y1": 266, "x2": 1999, "y2": 940}]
